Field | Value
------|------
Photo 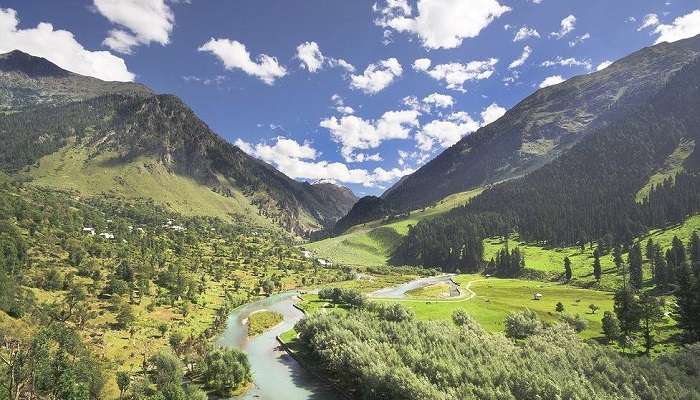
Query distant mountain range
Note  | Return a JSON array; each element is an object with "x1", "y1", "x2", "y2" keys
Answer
[
  {"x1": 337, "y1": 34, "x2": 700, "y2": 236},
  {"x1": 0, "y1": 50, "x2": 357, "y2": 235}
]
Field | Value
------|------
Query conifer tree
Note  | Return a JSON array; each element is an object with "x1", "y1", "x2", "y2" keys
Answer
[{"x1": 593, "y1": 249, "x2": 602, "y2": 282}]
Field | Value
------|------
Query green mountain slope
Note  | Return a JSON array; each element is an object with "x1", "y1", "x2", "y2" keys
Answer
[
  {"x1": 338, "y1": 35, "x2": 700, "y2": 232},
  {"x1": 0, "y1": 50, "x2": 357, "y2": 234}
]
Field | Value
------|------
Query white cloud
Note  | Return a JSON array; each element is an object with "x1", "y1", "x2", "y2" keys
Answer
[
  {"x1": 331, "y1": 94, "x2": 354, "y2": 114},
  {"x1": 350, "y1": 58, "x2": 402, "y2": 94},
  {"x1": 320, "y1": 109, "x2": 420, "y2": 161},
  {"x1": 596, "y1": 60, "x2": 613, "y2": 71},
  {"x1": 374, "y1": 0, "x2": 511, "y2": 49},
  {"x1": 416, "y1": 103, "x2": 506, "y2": 151},
  {"x1": 508, "y1": 45, "x2": 532, "y2": 69},
  {"x1": 422, "y1": 93, "x2": 454, "y2": 109},
  {"x1": 93, "y1": 0, "x2": 174, "y2": 54},
  {"x1": 198, "y1": 38, "x2": 287, "y2": 85},
  {"x1": 416, "y1": 111, "x2": 479, "y2": 151},
  {"x1": 568, "y1": 32, "x2": 590, "y2": 47},
  {"x1": 550, "y1": 14, "x2": 576, "y2": 39},
  {"x1": 539, "y1": 75, "x2": 565, "y2": 88},
  {"x1": 0, "y1": 8, "x2": 134, "y2": 81},
  {"x1": 653, "y1": 10, "x2": 700, "y2": 44},
  {"x1": 235, "y1": 136, "x2": 411, "y2": 187},
  {"x1": 413, "y1": 58, "x2": 432, "y2": 71},
  {"x1": 296, "y1": 41, "x2": 324, "y2": 72},
  {"x1": 480, "y1": 103, "x2": 506, "y2": 125},
  {"x1": 416, "y1": 58, "x2": 498, "y2": 91},
  {"x1": 513, "y1": 26, "x2": 540, "y2": 42},
  {"x1": 296, "y1": 41, "x2": 355, "y2": 73},
  {"x1": 541, "y1": 57, "x2": 592, "y2": 70},
  {"x1": 637, "y1": 13, "x2": 659, "y2": 31}
]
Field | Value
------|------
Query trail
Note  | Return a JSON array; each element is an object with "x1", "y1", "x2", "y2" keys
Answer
[{"x1": 369, "y1": 276, "x2": 488, "y2": 304}]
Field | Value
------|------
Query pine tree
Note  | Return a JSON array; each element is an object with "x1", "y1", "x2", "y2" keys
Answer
[
  {"x1": 614, "y1": 287, "x2": 642, "y2": 345},
  {"x1": 612, "y1": 245, "x2": 624, "y2": 274},
  {"x1": 563, "y1": 256, "x2": 572, "y2": 282},
  {"x1": 638, "y1": 293, "x2": 665, "y2": 355},
  {"x1": 675, "y1": 262, "x2": 700, "y2": 342},
  {"x1": 629, "y1": 243, "x2": 643, "y2": 290},
  {"x1": 646, "y1": 239, "x2": 656, "y2": 280},
  {"x1": 593, "y1": 249, "x2": 602, "y2": 282}
]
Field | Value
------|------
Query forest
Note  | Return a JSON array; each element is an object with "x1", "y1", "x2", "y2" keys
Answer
[{"x1": 0, "y1": 171, "x2": 345, "y2": 399}]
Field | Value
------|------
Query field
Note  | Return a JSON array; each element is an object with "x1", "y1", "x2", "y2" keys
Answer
[{"x1": 304, "y1": 188, "x2": 483, "y2": 266}]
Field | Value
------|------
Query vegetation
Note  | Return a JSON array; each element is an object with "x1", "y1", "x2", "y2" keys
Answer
[
  {"x1": 247, "y1": 310, "x2": 283, "y2": 336},
  {"x1": 294, "y1": 307, "x2": 700, "y2": 400},
  {"x1": 0, "y1": 174, "x2": 346, "y2": 398}
]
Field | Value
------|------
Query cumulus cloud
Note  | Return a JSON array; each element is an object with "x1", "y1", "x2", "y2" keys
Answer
[
  {"x1": 550, "y1": 14, "x2": 576, "y2": 39},
  {"x1": 374, "y1": 0, "x2": 511, "y2": 49},
  {"x1": 541, "y1": 57, "x2": 592, "y2": 71},
  {"x1": 416, "y1": 58, "x2": 498, "y2": 91},
  {"x1": 653, "y1": 10, "x2": 700, "y2": 44},
  {"x1": 637, "y1": 13, "x2": 660, "y2": 31},
  {"x1": 93, "y1": 0, "x2": 174, "y2": 54},
  {"x1": 539, "y1": 75, "x2": 565, "y2": 88},
  {"x1": 416, "y1": 103, "x2": 506, "y2": 151},
  {"x1": 0, "y1": 8, "x2": 134, "y2": 81},
  {"x1": 413, "y1": 58, "x2": 432, "y2": 71},
  {"x1": 422, "y1": 93, "x2": 454, "y2": 109},
  {"x1": 350, "y1": 58, "x2": 402, "y2": 94},
  {"x1": 198, "y1": 38, "x2": 287, "y2": 85},
  {"x1": 296, "y1": 41, "x2": 355, "y2": 73},
  {"x1": 513, "y1": 26, "x2": 540, "y2": 42},
  {"x1": 320, "y1": 109, "x2": 420, "y2": 161},
  {"x1": 331, "y1": 94, "x2": 355, "y2": 115},
  {"x1": 508, "y1": 45, "x2": 532, "y2": 69},
  {"x1": 568, "y1": 32, "x2": 590, "y2": 47},
  {"x1": 235, "y1": 136, "x2": 411, "y2": 187},
  {"x1": 596, "y1": 60, "x2": 613, "y2": 71},
  {"x1": 480, "y1": 103, "x2": 506, "y2": 125}
]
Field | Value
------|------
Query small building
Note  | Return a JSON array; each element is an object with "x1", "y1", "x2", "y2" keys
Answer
[
  {"x1": 82, "y1": 227, "x2": 96, "y2": 236},
  {"x1": 99, "y1": 232, "x2": 115, "y2": 240},
  {"x1": 302, "y1": 250, "x2": 312, "y2": 259},
  {"x1": 533, "y1": 293, "x2": 543, "y2": 300}
]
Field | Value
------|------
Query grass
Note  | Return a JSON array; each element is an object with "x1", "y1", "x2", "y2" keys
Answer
[
  {"x1": 484, "y1": 215, "x2": 700, "y2": 290},
  {"x1": 27, "y1": 144, "x2": 273, "y2": 227},
  {"x1": 305, "y1": 188, "x2": 483, "y2": 266},
  {"x1": 247, "y1": 310, "x2": 283, "y2": 336},
  {"x1": 381, "y1": 274, "x2": 615, "y2": 339},
  {"x1": 636, "y1": 138, "x2": 695, "y2": 202}
]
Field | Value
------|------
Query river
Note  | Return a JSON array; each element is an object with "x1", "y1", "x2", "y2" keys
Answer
[
  {"x1": 215, "y1": 292, "x2": 338, "y2": 400},
  {"x1": 215, "y1": 274, "x2": 456, "y2": 399}
]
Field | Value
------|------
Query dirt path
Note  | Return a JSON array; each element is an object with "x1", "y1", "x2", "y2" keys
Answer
[{"x1": 371, "y1": 277, "x2": 487, "y2": 304}]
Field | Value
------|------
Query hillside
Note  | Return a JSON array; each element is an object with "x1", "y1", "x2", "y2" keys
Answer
[
  {"x1": 338, "y1": 35, "x2": 700, "y2": 232},
  {"x1": 0, "y1": 50, "x2": 356, "y2": 234}
]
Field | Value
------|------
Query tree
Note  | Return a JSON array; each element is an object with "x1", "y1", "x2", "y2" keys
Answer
[
  {"x1": 646, "y1": 239, "x2": 656, "y2": 280},
  {"x1": 588, "y1": 304, "x2": 599, "y2": 314},
  {"x1": 116, "y1": 304, "x2": 135, "y2": 330},
  {"x1": 675, "y1": 262, "x2": 700, "y2": 342},
  {"x1": 560, "y1": 313, "x2": 588, "y2": 333},
  {"x1": 452, "y1": 310, "x2": 479, "y2": 331},
  {"x1": 158, "y1": 323, "x2": 169, "y2": 337},
  {"x1": 593, "y1": 249, "x2": 602, "y2": 281},
  {"x1": 201, "y1": 348, "x2": 251, "y2": 396},
  {"x1": 601, "y1": 311, "x2": 621, "y2": 344},
  {"x1": 638, "y1": 293, "x2": 665, "y2": 355},
  {"x1": 613, "y1": 288, "x2": 642, "y2": 347},
  {"x1": 116, "y1": 371, "x2": 130, "y2": 400},
  {"x1": 612, "y1": 245, "x2": 624, "y2": 274},
  {"x1": 150, "y1": 350, "x2": 184, "y2": 388},
  {"x1": 629, "y1": 243, "x2": 643, "y2": 290},
  {"x1": 563, "y1": 257, "x2": 572, "y2": 282},
  {"x1": 555, "y1": 302, "x2": 565, "y2": 314},
  {"x1": 504, "y1": 310, "x2": 541, "y2": 339}
]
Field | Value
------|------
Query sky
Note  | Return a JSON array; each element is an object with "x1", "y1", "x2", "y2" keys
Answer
[{"x1": 1, "y1": 1, "x2": 699, "y2": 196}]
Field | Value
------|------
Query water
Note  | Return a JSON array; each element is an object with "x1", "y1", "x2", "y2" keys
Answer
[
  {"x1": 369, "y1": 274, "x2": 458, "y2": 298},
  {"x1": 215, "y1": 292, "x2": 339, "y2": 400}
]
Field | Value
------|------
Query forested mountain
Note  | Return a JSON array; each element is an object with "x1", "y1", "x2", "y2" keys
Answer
[
  {"x1": 0, "y1": 50, "x2": 356, "y2": 235},
  {"x1": 390, "y1": 35, "x2": 700, "y2": 270},
  {"x1": 338, "y1": 35, "x2": 700, "y2": 232}
]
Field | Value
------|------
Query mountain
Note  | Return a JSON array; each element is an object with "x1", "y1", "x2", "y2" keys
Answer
[
  {"x1": 337, "y1": 35, "x2": 700, "y2": 233},
  {"x1": 389, "y1": 35, "x2": 700, "y2": 269},
  {"x1": 0, "y1": 50, "x2": 356, "y2": 235}
]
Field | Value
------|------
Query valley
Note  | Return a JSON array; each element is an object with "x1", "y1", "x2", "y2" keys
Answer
[{"x1": 3, "y1": 30, "x2": 700, "y2": 400}]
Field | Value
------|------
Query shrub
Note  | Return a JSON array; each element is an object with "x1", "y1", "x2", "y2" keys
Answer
[{"x1": 504, "y1": 309, "x2": 541, "y2": 339}]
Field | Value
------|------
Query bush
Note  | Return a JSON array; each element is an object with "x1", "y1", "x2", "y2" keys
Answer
[
  {"x1": 504, "y1": 309, "x2": 542, "y2": 339},
  {"x1": 377, "y1": 303, "x2": 414, "y2": 322},
  {"x1": 560, "y1": 313, "x2": 589, "y2": 333},
  {"x1": 201, "y1": 348, "x2": 251, "y2": 396}
]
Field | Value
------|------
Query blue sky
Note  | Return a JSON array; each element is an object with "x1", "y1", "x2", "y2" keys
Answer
[{"x1": 2, "y1": 0, "x2": 699, "y2": 196}]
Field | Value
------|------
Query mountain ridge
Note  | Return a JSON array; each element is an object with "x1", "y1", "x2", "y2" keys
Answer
[
  {"x1": 335, "y1": 35, "x2": 700, "y2": 234},
  {"x1": 0, "y1": 50, "x2": 357, "y2": 235}
]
